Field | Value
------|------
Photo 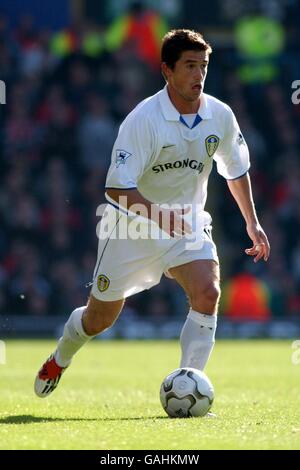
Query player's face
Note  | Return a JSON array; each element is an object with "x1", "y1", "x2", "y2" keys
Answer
[{"x1": 163, "y1": 50, "x2": 209, "y2": 103}]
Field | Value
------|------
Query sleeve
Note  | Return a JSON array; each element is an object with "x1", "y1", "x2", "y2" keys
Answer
[
  {"x1": 105, "y1": 113, "x2": 155, "y2": 190},
  {"x1": 213, "y1": 107, "x2": 250, "y2": 180}
]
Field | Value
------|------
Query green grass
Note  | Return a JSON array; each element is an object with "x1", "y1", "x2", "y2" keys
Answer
[{"x1": 0, "y1": 339, "x2": 300, "y2": 450}]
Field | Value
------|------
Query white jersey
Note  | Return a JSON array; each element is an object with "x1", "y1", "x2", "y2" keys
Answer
[
  {"x1": 91, "y1": 86, "x2": 249, "y2": 300},
  {"x1": 105, "y1": 85, "x2": 250, "y2": 212}
]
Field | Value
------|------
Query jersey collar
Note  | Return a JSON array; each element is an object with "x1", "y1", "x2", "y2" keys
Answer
[{"x1": 158, "y1": 85, "x2": 212, "y2": 122}]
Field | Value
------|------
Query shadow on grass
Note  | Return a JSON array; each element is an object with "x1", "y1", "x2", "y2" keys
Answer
[{"x1": 0, "y1": 415, "x2": 169, "y2": 424}]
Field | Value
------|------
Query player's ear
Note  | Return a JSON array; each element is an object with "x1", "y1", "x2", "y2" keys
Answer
[{"x1": 161, "y1": 62, "x2": 170, "y2": 82}]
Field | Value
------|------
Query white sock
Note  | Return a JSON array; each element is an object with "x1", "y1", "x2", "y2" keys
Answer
[
  {"x1": 180, "y1": 309, "x2": 217, "y2": 371},
  {"x1": 54, "y1": 306, "x2": 93, "y2": 367}
]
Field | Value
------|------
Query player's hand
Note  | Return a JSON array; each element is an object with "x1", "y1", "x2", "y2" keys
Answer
[
  {"x1": 245, "y1": 223, "x2": 270, "y2": 263},
  {"x1": 159, "y1": 206, "x2": 192, "y2": 238}
]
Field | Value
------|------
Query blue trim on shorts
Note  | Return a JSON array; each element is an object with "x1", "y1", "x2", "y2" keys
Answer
[
  {"x1": 107, "y1": 201, "x2": 129, "y2": 216},
  {"x1": 92, "y1": 215, "x2": 121, "y2": 283},
  {"x1": 105, "y1": 186, "x2": 137, "y2": 190}
]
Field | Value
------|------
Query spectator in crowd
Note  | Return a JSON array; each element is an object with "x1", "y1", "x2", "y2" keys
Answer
[{"x1": 222, "y1": 271, "x2": 271, "y2": 322}]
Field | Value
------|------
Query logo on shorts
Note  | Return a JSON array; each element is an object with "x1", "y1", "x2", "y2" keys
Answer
[
  {"x1": 205, "y1": 135, "x2": 219, "y2": 157},
  {"x1": 116, "y1": 149, "x2": 132, "y2": 168},
  {"x1": 97, "y1": 274, "x2": 110, "y2": 292}
]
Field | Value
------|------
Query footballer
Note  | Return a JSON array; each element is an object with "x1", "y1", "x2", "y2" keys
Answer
[{"x1": 35, "y1": 29, "x2": 270, "y2": 397}]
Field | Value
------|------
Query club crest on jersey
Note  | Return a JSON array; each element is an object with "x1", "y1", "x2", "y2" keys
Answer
[
  {"x1": 116, "y1": 149, "x2": 132, "y2": 168},
  {"x1": 97, "y1": 274, "x2": 110, "y2": 292},
  {"x1": 205, "y1": 135, "x2": 219, "y2": 157}
]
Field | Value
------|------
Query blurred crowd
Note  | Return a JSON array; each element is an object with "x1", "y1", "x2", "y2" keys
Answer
[{"x1": 0, "y1": 0, "x2": 299, "y2": 322}]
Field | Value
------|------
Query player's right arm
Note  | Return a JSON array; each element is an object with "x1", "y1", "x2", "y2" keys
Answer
[{"x1": 106, "y1": 188, "x2": 191, "y2": 238}]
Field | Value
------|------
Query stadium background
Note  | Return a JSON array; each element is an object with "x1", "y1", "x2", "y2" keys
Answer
[{"x1": 0, "y1": 0, "x2": 299, "y2": 339}]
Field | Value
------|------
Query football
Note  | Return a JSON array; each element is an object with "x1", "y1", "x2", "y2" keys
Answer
[{"x1": 160, "y1": 367, "x2": 214, "y2": 418}]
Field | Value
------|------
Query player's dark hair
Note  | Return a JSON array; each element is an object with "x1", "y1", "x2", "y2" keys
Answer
[{"x1": 161, "y1": 29, "x2": 212, "y2": 70}]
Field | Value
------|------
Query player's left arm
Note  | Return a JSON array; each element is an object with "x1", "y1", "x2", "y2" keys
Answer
[{"x1": 227, "y1": 172, "x2": 270, "y2": 263}]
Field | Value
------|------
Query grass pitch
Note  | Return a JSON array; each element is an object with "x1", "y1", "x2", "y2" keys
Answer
[{"x1": 0, "y1": 339, "x2": 299, "y2": 450}]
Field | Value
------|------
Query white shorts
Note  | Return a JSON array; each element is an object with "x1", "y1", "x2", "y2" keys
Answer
[{"x1": 91, "y1": 206, "x2": 219, "y2": 301}]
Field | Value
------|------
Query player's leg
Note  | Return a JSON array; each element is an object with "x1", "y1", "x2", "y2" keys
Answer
[
  {"x1": 55, "y1": 294, "x2": 124, "y2": 366},
  {"x1": 34, "y1": 208, "x2": 167, "y2": 398},
  {"x1": 34, "y1": 295, "x2": 124, "y2": 398},
  {"x1": 168, "y1": 259, "x2": 220, "y2": 371}
]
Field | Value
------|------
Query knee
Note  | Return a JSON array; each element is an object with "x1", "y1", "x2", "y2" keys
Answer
[
  {"x1": 204, "y1": 282, "x2": 221, "y2": 304},
  {"x1": 190, "y1": 281, "x2": 220, "y2": 313}
]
